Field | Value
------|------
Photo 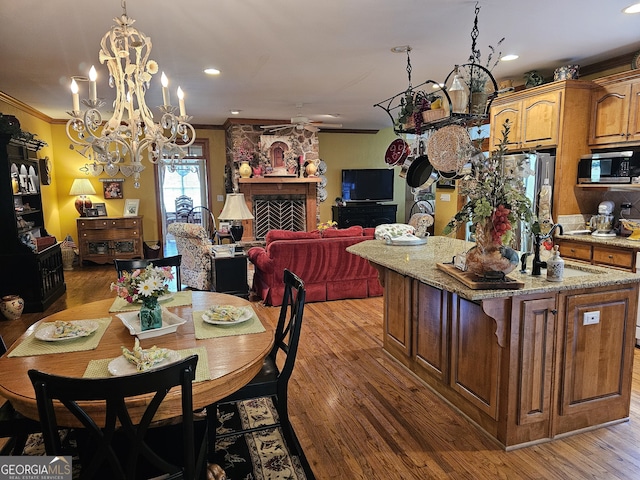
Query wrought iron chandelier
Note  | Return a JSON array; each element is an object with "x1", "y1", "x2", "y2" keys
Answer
[{"x1": 66, "y1": 0, "x2": 196, "y2": 188}]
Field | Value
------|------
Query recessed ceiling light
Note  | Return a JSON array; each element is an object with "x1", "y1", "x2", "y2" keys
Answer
[
  {"x1": 391, "y1": 45, "x2": 411, "y2": 54},
  {"x1": 230, "y1": 110, "x2": 241, "y2": 115},
  {"x1": 623, "y1": 3, "x2": 640, "y2": 13},
  {"x1": 204, "y1": 68, "x2": 220, "y2": 75},
  {"x1": 432, "y1": 83, "x2": 445, "y2": 89},
  {"x1": 501, "y1": 54, "x2": 519, "y2": 62}
]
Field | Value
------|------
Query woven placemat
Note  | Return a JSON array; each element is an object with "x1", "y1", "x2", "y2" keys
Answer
[
  {"x1": 8, "y1": 318, "x2": 112, "y2": 357},
  {"x1": 82, "y1": 346, "x2": 210, "y2": 382},
  {"x1": 193, "y1": 308, "x2": 266, "y2": 339},
  {"x1": 109, "y1": 290, "x2": 193, "y2": 312}
]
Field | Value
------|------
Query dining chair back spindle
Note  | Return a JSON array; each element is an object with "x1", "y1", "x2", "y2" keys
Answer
[
  {"x1": 208, "y1": 269, "x2": 314, "y2": 478},
  {"x1": 114, "y1": 255, "x2": 182, "y2": 292},
  {"x1": 28, "y1": 355, "x2": 207, "y2": 480}
]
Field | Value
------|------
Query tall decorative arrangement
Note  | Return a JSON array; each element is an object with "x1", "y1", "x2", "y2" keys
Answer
[
  {"x1": 443, "y1": 121, "x2": 534, "y2": 278},
  {"x1": 111, "y1": 265, "x2": 173, "y2": 330}
]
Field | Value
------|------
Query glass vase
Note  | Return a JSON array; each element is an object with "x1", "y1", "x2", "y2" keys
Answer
[{"x1": 140, "y1": 297, "x2": 162, "y2": 331}]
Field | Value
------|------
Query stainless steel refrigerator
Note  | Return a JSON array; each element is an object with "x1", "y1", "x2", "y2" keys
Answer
[{"x1": 504, "y1": 152, "x2": 556, "y2": 253}]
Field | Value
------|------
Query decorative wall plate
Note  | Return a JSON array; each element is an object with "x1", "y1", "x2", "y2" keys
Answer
[{"x1": 632, "y1": 50, "x2": 640, "y2": 70}]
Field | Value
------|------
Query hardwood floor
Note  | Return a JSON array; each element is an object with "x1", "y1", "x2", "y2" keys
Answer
[{"x1": 2, "y1": 264, "x2": 640, "y2": 479}]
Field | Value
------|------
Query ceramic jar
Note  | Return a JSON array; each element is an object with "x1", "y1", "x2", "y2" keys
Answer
[
  {"x1": 305, "y1": 161, "x2": 318, "y2": 177},
  {"x1": 1, "y1": 295, "x2": 24, "y2": 320},
  {"x1": 554, "y1": 65, "x2": 580, "y2": 81},
  {"x1": 238, "y1": 162, "x2": 252, "y2": 178}
]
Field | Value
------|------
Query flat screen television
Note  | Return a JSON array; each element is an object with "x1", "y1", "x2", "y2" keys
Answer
[{"x1": 341, "y1": 169, "x2": 394, "y2": 202}]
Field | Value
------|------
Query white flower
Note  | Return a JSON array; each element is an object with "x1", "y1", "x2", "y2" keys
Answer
[
  {"x1": 138, "y1": 279, "x2": 156, "y2": 297},
  {"x1": 146, "y1": 60, "x2": 158, "y2": 75}
]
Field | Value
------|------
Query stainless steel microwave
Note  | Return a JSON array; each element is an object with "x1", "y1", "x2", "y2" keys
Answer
[{"x1": 577, "y1": 151, "x2": 640, "y2": 184}]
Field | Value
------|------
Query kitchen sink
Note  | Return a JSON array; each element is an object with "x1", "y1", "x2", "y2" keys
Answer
[{"x1": 541, "y1": 266, "x2": 599, "y2": 278}]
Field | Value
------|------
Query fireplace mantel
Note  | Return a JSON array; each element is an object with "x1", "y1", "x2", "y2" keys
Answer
[{"x1": 238, "y1": 177, "x2": 320, "y2": 239}]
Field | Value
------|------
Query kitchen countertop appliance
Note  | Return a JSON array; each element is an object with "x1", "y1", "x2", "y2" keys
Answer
[{"x1": 591, "y1": 200, "x2": 616, "y2": 237}]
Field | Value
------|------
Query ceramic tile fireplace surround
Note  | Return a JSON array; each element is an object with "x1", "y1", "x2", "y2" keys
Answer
[{"x1": 225, "y1": 121, "x2": 322, "y2": 239}]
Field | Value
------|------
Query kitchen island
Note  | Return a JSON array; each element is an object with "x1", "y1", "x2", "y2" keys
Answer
[{"x1": 348, "y1": 236, "x2": 640, "y2": 449}]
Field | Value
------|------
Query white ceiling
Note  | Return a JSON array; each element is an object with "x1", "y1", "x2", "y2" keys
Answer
[{"x1": 1, "y1": 0, "x2": 640, "y2": 131}]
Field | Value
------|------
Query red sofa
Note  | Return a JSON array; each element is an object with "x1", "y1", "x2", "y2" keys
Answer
[{"x1": 248, "y1": 226, "x2": 383, "y2": 306}]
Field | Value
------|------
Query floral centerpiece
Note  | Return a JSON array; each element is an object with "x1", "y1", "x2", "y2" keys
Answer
[
  {"x1": 443, "y1": 121, "x2": 534, "y2": 278},
  {"x1": 111, "y1": 265, "x2": 174, "y2": 330}
]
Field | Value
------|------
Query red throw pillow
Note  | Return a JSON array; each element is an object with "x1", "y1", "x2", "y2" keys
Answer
[
  {"x1": 265, "y1": 230, "x2": 321, "y2": 244},
  {"x1": 322, "y1": 225, "x2": 364, "y2": 238}
]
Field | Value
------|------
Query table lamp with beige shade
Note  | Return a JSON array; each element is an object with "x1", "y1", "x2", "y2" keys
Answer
[
  {"x1": 219, "y1": 193, "x2": 254, "y2": 249},
  {"x1": 69, "y1": 178, "x2": 96, "y2": 216}
]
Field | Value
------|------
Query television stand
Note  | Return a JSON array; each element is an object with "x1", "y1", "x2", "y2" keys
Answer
[{"x1": 332, "y1": 203, "x2": 397, "y2": 228}]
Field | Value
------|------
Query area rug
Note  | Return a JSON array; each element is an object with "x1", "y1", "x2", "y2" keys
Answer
[
  {"x1": 21, "y1": 397, "x2": 308, "y2": 480},
  {"x1": 213, "y1": 397, "x2": 308, "y2": 480}
]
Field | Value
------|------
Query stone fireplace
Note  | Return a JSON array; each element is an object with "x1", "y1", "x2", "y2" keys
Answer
[{"x1": 238, "y1": 177, "x2": 320, "y2": 240}]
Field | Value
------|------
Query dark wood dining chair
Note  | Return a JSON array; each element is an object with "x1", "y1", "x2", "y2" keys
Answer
[
  {"x1": 207, "y1": 269, "x2": 314, "y2": 478},
  {"x1": 28, "y1": 355, "x2": 207, "y2": 480},
  {"x1": 114, "y1": 255, "x2": 182, "y2": 292},
  {"x1": 0, "y1": 335, "x2": 42, "y2": 455}
]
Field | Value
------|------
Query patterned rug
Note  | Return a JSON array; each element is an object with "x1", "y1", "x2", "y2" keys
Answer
[{"x1": 21, "y1": 397, "x2": 308, "y2": 480}]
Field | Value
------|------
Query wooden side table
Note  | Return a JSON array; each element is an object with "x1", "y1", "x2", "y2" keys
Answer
[{"x1": 211, "y1": 253, "x2": 249, "y2": 298}]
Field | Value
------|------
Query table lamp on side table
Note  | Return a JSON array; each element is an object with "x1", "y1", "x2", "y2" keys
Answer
[
  {"x1": 218, "y1": 193, "x2": 254, "y2": 253},
  {"x1": 69, "y1": 178, "x2": 96, "y2": 216}
]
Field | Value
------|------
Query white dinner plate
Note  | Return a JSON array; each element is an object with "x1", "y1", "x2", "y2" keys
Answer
[
  {"x1": 108, "y1": 350, "x2": 181, "y2": 376},
  {"x1": 202, "y1": 306, "x2": 253, "y2": 325},
  {"x1": 35, "y1": 320, "x2": 99, "y2": 342}
]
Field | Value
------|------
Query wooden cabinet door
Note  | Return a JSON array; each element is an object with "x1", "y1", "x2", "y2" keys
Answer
[
  {"x1": 521, "y1": 91, "x2": 561, "y2": 147},
  {"x1": 589, "y1": 83, "x2": 631, "y2": 145},
  {"x1": 413, "y1": 282, "x2": 448, "y2": 383},
  {"x1": 626, "y1": 82, "x2": 640, "y2": 143},
  {"x1": 556, "y1": 285, "x2": 637, "y2": 435},
  {"x1": 383, "y1": 269, "x2": 412, "y2": 365},
  {"x1": 490, "y1": 100, "x2": 521, "y2": 149}
]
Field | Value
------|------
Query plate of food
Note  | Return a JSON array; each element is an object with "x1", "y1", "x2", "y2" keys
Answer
[
  {"x1": 35, "y1": 320, "x2": 99, "y2": 341},
  {"x1": 108, "y1": 338, "x2": 181, "y2": 376},
  {"x1": 202, "y1": 305, "x2": 253, "y2": 325}
]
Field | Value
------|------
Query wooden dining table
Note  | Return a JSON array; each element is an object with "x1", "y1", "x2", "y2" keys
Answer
[{"x1": 0, "y1": 291, "x2": 274, "y2": 427}]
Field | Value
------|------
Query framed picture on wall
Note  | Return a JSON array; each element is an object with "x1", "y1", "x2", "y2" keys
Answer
[
  {"x1": 103, "y1": 179, "x2": 124, "y2": 199},
  {"x1": 123, "y1": 199, "x2": 140, "y2": 217}
]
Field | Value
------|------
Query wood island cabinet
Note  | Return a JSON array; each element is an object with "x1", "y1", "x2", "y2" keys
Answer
[
  {"x1": 77, "y1": 216, "x2": 143, "y2": 265},
  {"x1": 589, "y1": 70, "x2": 640, "y2": 147},
  {"x1": 380, "y1": 268, "x2": 637, "y2": 449}
]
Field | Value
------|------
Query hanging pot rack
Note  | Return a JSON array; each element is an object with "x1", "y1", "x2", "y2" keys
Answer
[{"x1": 374, "y1": 3, "x2": 501, "y2": 137}]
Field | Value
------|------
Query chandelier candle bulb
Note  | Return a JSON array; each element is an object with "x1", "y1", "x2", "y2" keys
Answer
[
  {"x1": 177, "y1": 86, "x2": 186, "y2": 116},
  {"x1": 89, "y1": 66, "x2": 97, "y2": 102},
  {"x1": 161, "y1": 72, "x2": 170, "y2": 106},
  {"x1": 70, "y1": 79, "x2": 80, "y2": 112}
]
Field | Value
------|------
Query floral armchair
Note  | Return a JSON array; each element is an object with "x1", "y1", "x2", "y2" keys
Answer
[{"x1": 167, "y1": 222, "x2": 213, "y2": 290}]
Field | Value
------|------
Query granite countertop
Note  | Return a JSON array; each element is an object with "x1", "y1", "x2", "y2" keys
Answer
[
  {"x1": 557, "y1": 233, "x2": 640, "y2": 250},
  {"x1": 347, "y1": 236, "x2": 640, "y2": 302}
]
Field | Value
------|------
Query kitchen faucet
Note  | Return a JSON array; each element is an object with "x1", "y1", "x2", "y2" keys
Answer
[{"x1": 531, "y1": 223, "x2": 564, "y2": 276}]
